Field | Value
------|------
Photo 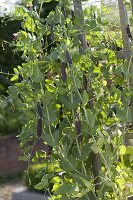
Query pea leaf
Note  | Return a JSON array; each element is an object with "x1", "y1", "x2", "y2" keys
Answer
[
  {"x1": 55, "y1": 183, "x2": 73, "y2": 194},
  {"x1": 34, "y1": 182, "x2": 45, "y2": 190},
  {"x1": 44, "y1": 130, "x2": 59, "y2": 147},
  {"x1": 41, "y1": 175, "x2": 49, "y2": 187},
  {"x1": 85, "y1": 109, "x2": 96, "y2": 128},
  {"x1": 19, "y1": 154, "x2": 30, "y2": 161},
  {"x1": 119, "y1": 145, "x2": 126, "y2": 156},
  {"x1": 82, "y1": 90, "x2": 89, "y2": 108}
]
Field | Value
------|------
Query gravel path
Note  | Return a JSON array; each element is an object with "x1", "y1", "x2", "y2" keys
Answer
[{"x1": 0, "y1": 181, "x2": 26, "y2": 200}]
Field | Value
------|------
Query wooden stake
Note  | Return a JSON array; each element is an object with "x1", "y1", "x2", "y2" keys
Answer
[
  {"x1": 131, "y1": 0, "x2": 133, "y2": 15},
  {"x1": 73, "y1": 0, "x2": 87, "y2": 54},
  {"x1": 73, "y1": 0, "x2": 101, "y2": 193},
  {"x1": 118, "y1": 0, "x2": 133, "y2": 127}
]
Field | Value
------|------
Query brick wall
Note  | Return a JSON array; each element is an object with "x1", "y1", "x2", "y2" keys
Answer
[{"x1": 0, "y1": 135, "x2": 49, "y2": 176}]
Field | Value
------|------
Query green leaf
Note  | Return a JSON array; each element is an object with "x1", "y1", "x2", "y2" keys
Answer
[
  {"x1": 34, "y1": 182, "x2": 45, "y2": 190},
  {"x1": 45, "y1": 110, "x2": 57, "y2": 125},
  {"x1": 49, "y1": 50, "x2": 60, "y2": 60},
  {"x1": 32, "y1": 65, "x2": 43, "y2": 83},
  {"x1": 101, "y1": 177, "x2": 115, "y2": 187},
  {"x1": 8, "y1": 86, "x2": 18, "y2": 96},
  {"x1": 19, "y1": 154, "x2": 30, "y2": 161},
  {"x1": 52, "y1": 182, "x2": 60, "y2": 192},
  {"x1": 51, "y1": 176, "x2": 61, "y2": 184},
  {"x1": 68, "y1": 155, "x2": 78, "y2": 169},
  {"x1": 24, "y1": 16, "x2": 35, "y2": 32},
  {"x1": 119, "y1": 145, "x2": 126, "y2": 156},
  {"x1": 74, "y1": 77, "x2": 81, "y2": 89},
  {"x1": 13, "y1": 68, "x2": 19, "y2": 74},
  {"x1": 60, "y1": 160, "x2": 74, "y2": 172},
  {"x1": 85, "y1": 109, "x2": 96, "y2": 128},
  {"x1": 80, "y1": 144, "x2": 91, "y2": 161},
  {"x1": 41, "y1": 175, "x2": 49, "y2": 187},
  {"x1": 60, "y1": 96, "x2": 73, "y2": 110},
  {"x1": 116, "y1": 107, "x2": 131, "y2": 123},
  {"x1": 44, "y1": 130, "x2": 59, "y2": 147},
  {"x1": 79, "y1": 177, "x2": 91, "y2": 189},
  {"x1": 55, "y1": 183, "x2": 73, "y2": 195},
  {"x1": 90, "y1": 143, "x2": 99, "y2": 154},
  {"x1": 82, "y1": 90, "x2": 89, "y2": 108},
  {"x1": 46, "y1": 84, "x2": 56, "y2": 93},
  {"x1": 10, "y1": 75, "x2": 18, "y2": 81}
]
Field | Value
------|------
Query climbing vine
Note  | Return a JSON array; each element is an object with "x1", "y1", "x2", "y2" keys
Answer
[{"x1": 6, "y1": 0, "x2": 133, "y2": 199}]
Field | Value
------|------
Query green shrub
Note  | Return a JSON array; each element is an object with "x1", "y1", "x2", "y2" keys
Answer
[
  {"x1": 24, "y1": 163, "x2": 47, "y2": 193},
  {"x1": 0, "y1": 96, "x2": 31, "y2": 136},
  {"x1": 0, "y1": 171, "x2": 23, "y2": 186},
  {"x1": 0, "y1": 17, "x2": 22, "y2": 95},
  {"x1": 24, "y1": 160, "x2": 62, "y2": 194}
]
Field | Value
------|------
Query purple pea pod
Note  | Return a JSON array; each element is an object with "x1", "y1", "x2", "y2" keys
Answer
[
  {"x1": 126, "y1": 24, "x2": 132, "y2": 41},
  {"x1": 61, "y1": 62, "x2": 67, "y2": 82},
  {"x1": 83, "y1": 74, "x2": 87, "y2": 90},
  {"x1": 75, "y1": 119, "x2": 81, "y2": 135},
  {"x1": 37, "y1": 118, "x2": 42, "y2": 138},
  {"x1": 66, "y1": 50, "x2": 72, "y2": 66}
]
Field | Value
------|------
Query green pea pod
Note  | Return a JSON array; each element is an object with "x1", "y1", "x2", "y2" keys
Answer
[
  {"x1": 37, "y1": 102, "x2": 43, "y2": 118},
  {"x1": 61, "y1": 62, "x2": 67, "y2": 82},
  {"x1": 37, "y1": 118, "x2": 42, "y2": 138},
  {"x1": 66, "y1": 50, "x2": 72, "y2": 66}
]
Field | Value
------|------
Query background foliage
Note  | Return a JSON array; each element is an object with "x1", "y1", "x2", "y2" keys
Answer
[{"x1": 0, "y1": 17, "x2": 22, "y2": 93}]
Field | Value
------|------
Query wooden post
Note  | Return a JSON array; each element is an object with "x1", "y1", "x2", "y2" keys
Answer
[
  {"x1": 118, "y1": 0, "x2": 130, "y2": 52},
  {"x1": 73, "y1": 0, "x2": 87, "y2": 54},
  {"x1": 73, "y1": 0, "x2": 101, "y2": 193},
  {"x1": 131, "y1": 0, "x2": 133, "y2": 15},
  {"x1": 118, "y1": 0, "x2": 133, "y2": 127}
]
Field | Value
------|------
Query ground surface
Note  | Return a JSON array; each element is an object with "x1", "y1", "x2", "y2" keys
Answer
[{"x1": 0, "y1": 180, "x2": 25, "y2": 200}]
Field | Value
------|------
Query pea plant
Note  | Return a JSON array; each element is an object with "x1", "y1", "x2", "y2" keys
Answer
[{"x1": 8, "y1": 0, "x2": 133, "y2": 199}]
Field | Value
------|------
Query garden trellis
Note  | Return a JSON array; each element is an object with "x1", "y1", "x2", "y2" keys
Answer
[{"x1": 1, "y1": 0, "x2": 133, "y2": 199}]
